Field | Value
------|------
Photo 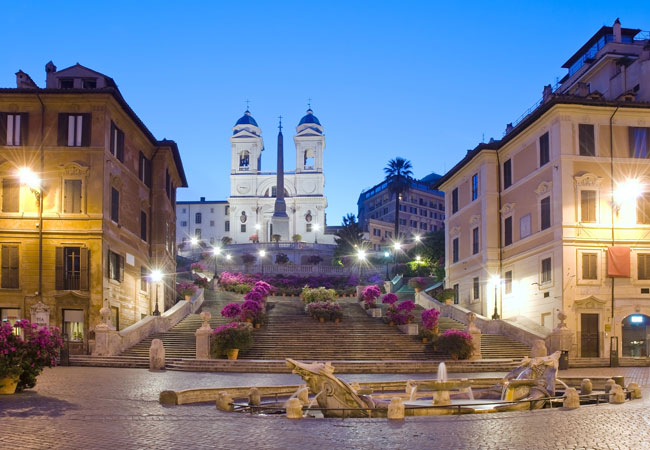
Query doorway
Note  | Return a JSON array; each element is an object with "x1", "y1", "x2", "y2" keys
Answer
[
  {"x1": 621, "y1": 314, "x2": 650, "y2": 357},
  {"x1": 581, "y1": 313, "x2": 599, "y2": 357}
]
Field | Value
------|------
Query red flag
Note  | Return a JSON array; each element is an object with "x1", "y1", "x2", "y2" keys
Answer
[{"x1": 608, "y1": 246, "x2": 631, "y2": 278}]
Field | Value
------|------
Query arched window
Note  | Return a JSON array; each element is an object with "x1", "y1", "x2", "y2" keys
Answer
[
  {"x1": 195, "y1": 212, "x2": 202, "y2": 224},
  {"x1": 239, "y1": 151, "x2": 250, "y2": 169},
  {"x1": 304, "y1": 149, "x2": 315, "y2": 170}
]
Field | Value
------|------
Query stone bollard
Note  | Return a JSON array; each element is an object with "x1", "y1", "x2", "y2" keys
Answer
[
  {"x1": 580, "y1": 379, "x2": 593, "y2": 395},
  {"x1": 530, "y1": 339, "x2": 548, "y2": 358},
  {"x1": 563, "y1": 387, "x2": 580, "y2": 409},
  {"x1": 286, "y1": 398, "x2": 303, "y2": 419},
  {"x1": 466, "y1": 313, "x2": 482, "y2": 360},
  {"x1": 604, "y1": 379, "x2": 616, "y2": 394},
  {"x1": 248, "y1": 387, "x2": 261, "y2": 407},
  {"x1": 195, "y1": 311, "x2": 212, "y2": 360},
  {"x1": 297, "y1": 385, "x2": 309, "y2": 405},
  {"x1": 609, "y1": 384, "x2": 625, "y2": 404},
  {"x1": 216, "y1": 392, "x2": 234, "y2": 411},
  {"x1": 387, "y1": 397, "x2": 405, "y2": 420},
  {"x1": 149, "y1": 339, "x2": 165, "y2": 370},
  {"x1": 628, "y1": 382, "x2": 642, "y2": 399}
]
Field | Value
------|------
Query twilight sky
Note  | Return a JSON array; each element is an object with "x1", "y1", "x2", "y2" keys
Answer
[{"x1": 2, "y1": 1, "x2": 649, "y2": 224}]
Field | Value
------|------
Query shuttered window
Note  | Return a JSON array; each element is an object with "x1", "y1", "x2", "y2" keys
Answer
[
  {"x1": 503, "y1": 159, "x2": 512, "y2": 189},
  {"x1": 1, "y1": 245, "x2": 19, "y2": 288},
  {"x1": 539, "y1": 132, "x2": 550, "y2": 166},
  {"x1": 582, "y1": 253, "x2": 598, "y2": 280},
  {"x1": 637, "y1": 194, "x2": 650, "y2": 225},
  {"x1": 579, "y1": 124, "x2": 595, "y2": 156},
  {"x1": 108, "y1": 251, "x2": 124, "y2": 282},
  {"x1": 55, "y1": 247, "x2": 89, "y2": 290},
  {"x1": 110, "y1": 121, "x2": 124, "y2": 162},
  {"x1": 452, "y1": 238, "x2": 459, "y2": 263},
  {"x1": 580, "y1": 190, "x2": 596, "y2": 222},
  {"x1": 2, "y1": 178, "x2": 19, "y2": 212},
  {"x1": 141, "y1": 211, "x2": 147, "y2": 241},
  {"x1": 504, "y1": 216, "x2": 513, "y2": 246},
  {"x1": 111, "y1": 188, "x2": 119, "y2": 223},
  {"x1": 541, "y1": 196, "x2": 551, "y2": 230},
  {"x1": 541, "y1": 258, "x2": 552, "y2": 284},
  {"x1": 638, "y1": 254, "x2": 650, "y2": 280},
  {"x1": 63, "y1": 179, "x2": 82, "y2": 213},
  {"x1": 139, "y1": 152, "x2": 152, "y2": 187},
  {"x1": 0, "y1": 113, "x2": 28, "y2": 146},
  {"x1": 58, "y1": 113, "x2": 91, "y2": 147}
]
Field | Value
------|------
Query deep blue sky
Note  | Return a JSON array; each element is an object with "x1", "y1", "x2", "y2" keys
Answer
[{"x1": 3, "y1": 2, "x2": 649, "y2": 224}]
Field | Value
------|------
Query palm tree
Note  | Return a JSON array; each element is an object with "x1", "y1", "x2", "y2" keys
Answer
[{"x1": 384, "y1": 157, "x2": 413, "y2": 241}]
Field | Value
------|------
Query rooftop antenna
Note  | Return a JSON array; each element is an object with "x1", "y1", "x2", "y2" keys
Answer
[{"x1": 278, "y1": 115, "x2": 283, "y2": 131}]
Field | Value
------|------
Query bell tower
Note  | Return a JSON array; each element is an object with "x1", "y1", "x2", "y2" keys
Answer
[
  {"x1": 294, "y1": 108, "x2": 324, "y2": 173},
  {"x1": 230, "y1": 110, "x2": 263, "y2": 174}
]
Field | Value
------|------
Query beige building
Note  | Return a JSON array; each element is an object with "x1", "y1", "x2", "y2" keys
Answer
[
  {"x1": 0, "y1": 62, "x2": 186, "y2": 353},
  {"x1": 437, "y1": 21, "x2": 650, "y2": 359}
]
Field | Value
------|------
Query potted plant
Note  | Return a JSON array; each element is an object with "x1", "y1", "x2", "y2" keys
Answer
[
  {"x1": 437, "y1": 288, "x2": 457, "y2": 305},
  {"x1": 190, "y1": 262, "x2": 206, "y2": 274},
  {"x1": 436, "y1": 329, "x2": 473, "y2": 360},
  {"x1": 240, "y1": 299, "x2": 263, "y2": 324},
  {"x1": 220, "y1": 303, "x2": 242, "y2": 322},
  {"x1": 420, "y1": 308, "x2": 441, "y2": 343},
  {"x1": 292, "y1": 234, "x2": 302, "y2": 243},
  {"x1": 210, "y1": 322, "x2": 253, "y2": 360},
  {"x1": 275, "y1": 253, "x2": 289, "y2": 264},
  {"x1": 408, "y1": 277, "x2": 428, "y2": 292},
  {"x1": 361, "y1": 285, "x2": 381, "y2": 309},
  {"x1": 241, "y1": 253, "x2": 256, "y2": 265},
  {"x1": 177, "y1": 281, "x2": 197, "y2": 300},
  {"x1": 272, "y1": 234, "x2": 281, "y2": 244},
  {"x1": 193, "y1": 276, "x2": 209, "y2": 289},
  {"x1": 1, "y1": 320, "x2": 63, "y2": 394}
]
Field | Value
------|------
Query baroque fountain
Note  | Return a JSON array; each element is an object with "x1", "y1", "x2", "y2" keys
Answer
[{"x1": 159, "y1": 351, "x2": 642, "y2": 419}]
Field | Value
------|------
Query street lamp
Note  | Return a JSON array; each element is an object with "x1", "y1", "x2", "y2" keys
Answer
[
  {"x1": 313, "y1": 223, "x2": 320, "y2": 244},
  {"x1": 150, "y1": 269, "x2": 163, "y2": 316},
  {"x1": 384, "y1": 251, "x2": 390, "y2": 280},
  {"x1": 357, "y1": 249, "x2": 366, "y2": 280},
  {"x1": 259, "y1": 249, "x2": 266, "y2": 274},
  {"x1": 212, "y1": 247, "x2": 221, "y2": 277},
  {"x1": 392, "y1": 241, "x2": 401, "y2": 275},
  {"x1": 18, "y1": 168, "x2": 43, "y2": 315},
  {"x1": 491, "y1": 275, "x2": 500, "y2": 320}
]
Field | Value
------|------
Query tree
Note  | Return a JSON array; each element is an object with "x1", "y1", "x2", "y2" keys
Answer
[
  {"x1": 384, "y1": 157, "x2": 413, "y2": 241},
  {"x1": 334, "y1": 213, "x2": 365, "y2": 264},
  {"x1": 417, "y1": 230, "x2": 445, "y2": 281},
  {"x1": 220, "y1": 236, "x2": 233, "y2": 246}
]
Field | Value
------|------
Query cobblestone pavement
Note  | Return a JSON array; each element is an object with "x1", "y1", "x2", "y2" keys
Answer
[{"x1": 2, "y1": 366, "x2": 650, "y2": 449}]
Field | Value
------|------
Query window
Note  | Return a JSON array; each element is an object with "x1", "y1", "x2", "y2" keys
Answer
[
  {"x1": 638, "y1": 254, "x2": 650, "y2": 280},
  {"x1": 473, "y1": 277, "x2": 480, "y2": 300},
  {"x1": 306, "y1": 223, "x2": 313, "y2": 232},
  {"x1": 520, "y1": 214, "x2": 531, "y2": 239},
  {"x1": 399, "y1": 219, "x2": 407, "y2": 225},
  {"x1": 2, "y1": 178, "x2": 19, "y2": 212},
  {"x1": 111, "y1": 188, "x2": 119, "y2": 223},
  {"x1": 579, "y1": 190, "x2": 597, "y2": 223},
  {"x1": 195, "y1": 212, "x2": 202, "y2": 224},
  {"x1": 110, "y1": 122, "x2": 124, "y2": 162},
  {"x1": 225, "y1": 220, "x2": 230, "y2": 232},
  {"x1": 210, "y1": 220, "x2": 215, "y2": 227},
  {"x1": 195, "y1": 229, "x2": 201, "y2": 239},
  {"x1": 452, "y1": 188, "x2": 458, "y2": 213},
  {"x1": 1, "y1": 113, "x2": 27, "y2": 146},
  {"x1": 541, "y1": 257, "x2": 552, "y2": 284},
  {"x1": 539, "y1": 132, "x2": 550, "y2": 166},
  {"x1": 225, "y1": 205, "x2": 230, "y2": 214},
  {"x1": 140, "y1": 266, "x2": 148, "y2": 291},
  {"x1": 140, "y1": 211, "x2": 147, "y2": 241},
  {"x1": 503, "y1": 159, "x2": 512, "y2": 189},
  {"x1": 1, "y1": 245, "x2": 19, "y2": 288},
  {"x1": 63, "y1": 309, "x2": 84, "y2": 341},
  {"x1": 58, "y1": 113, "x2": 90, "y2": 147},
  {"x1": 637, "y1": 194, "x2": 650, "y2": 224},
  {"x1": 472, "y1": 227, "x2": 479, "y2": 254},
  {"x1": 139, "y1": 152, "x2": 152, "y2": 187},
  {"x1": 82, "y1": 78, "x2": 97, "y2": 89},
  {"x1": 181, "y1": 221, "x2": 187, "y2": 227},
  {"x1": 471, "y1": 173, "x2": 478, "y2": 201},
  {"x1": 504, "y1": 271, "x2": 513, "y2": 294},
  {"x1": 452, "y1": 238, "x2": 459, "y2": 263},
  {"x1": 541, "y1": 196, "x2": 551, "y2": 230},
  {"x1": 165, "y1": 170, "x2": 171, "y2": 199},
  {"x1": 420, "y1": 223, "x2": 427, "y2": 230},
  {"x1": 453, "y1": 284, "x2": 459, "y2": 304},
  {"x1": 108, "y1": 251, "x2": 124, "y2": 282},
  {"x1": 582, "y1": 253, "x2": 598, "y2": 280},
  {"x1": 629, "y1": 127, "x2": 650, "y2": 158},
  {"x1": 410, "y1": 220, "x2": 417, "y2": 228},
  {"x1": 63, "y1": 179, "x2": 82, "y2": 213},
  {"x1": 579, "y1": 124, "x2": 595, "y2": 156},
  {"x1": 239, "y1": 151, "x2": 250, "y2": 169},
  {"x1": 241, "y1": 224, "x2": 246, "y2": 233},
  {"x1": 56, "y1": 247, "x2": 89, "y2": 290},
  {"x1": 410, "y1": 207, "x2": 417, "y2": 213},
  {"x1": 504, "y1": 216, "x2": 513, "y2": 246},
  {"x1": 59, "y1": 78, "x2": 74, "y2": 89}
]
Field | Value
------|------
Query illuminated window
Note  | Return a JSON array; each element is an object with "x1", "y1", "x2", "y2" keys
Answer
[
  {"x1": 1, "y1": 245, "x2": 19, "y2": 288},
  {"x1": 63, "y1": 309, "x2": 84, "y2": 341},
  {"x1": 504, "y1": 271, "x2": 513, "y2": 294}
]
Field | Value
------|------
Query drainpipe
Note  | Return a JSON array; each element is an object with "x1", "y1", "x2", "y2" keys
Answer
[
  {"x1": 609, "y1": 106, "x2": 619, "y2": 320},
  {"x1": 148, "y1": 147, "x2": 160, "y2": 315},
  {"x1": 35, "y1": 93, "x2": 45, "y2": 308},
  {"x1": 495, "y1": 149, "x2": 502, "y2": 319}
]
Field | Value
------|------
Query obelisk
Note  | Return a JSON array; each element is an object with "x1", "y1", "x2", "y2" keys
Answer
[{"x1": 271, "y1": 116, "x2": 290, "y2": 241}]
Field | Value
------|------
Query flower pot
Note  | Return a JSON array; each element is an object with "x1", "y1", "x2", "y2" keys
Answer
[
  {"x1": 254, "y1": 323, "x2": 261, "y2": 329},
  {"x1": 245, "y1": 318, "x2": 252, "y2": 323},
  {"x1": 389, "y1": 321, "x2": 395, "y2": 327},
  {"x1": 226, "y1": 349, "x2": 239, "y2": 360},
  {"x1": 185, "y1": 295, "x2": 191, "y2": 301},
  {"x1": 433, "y1": 326, "x2": 439, "y2": 336},
  {"x1": 0, "y1": 376, "x2": 19, "y2": 395},
  {"x1": 444, "y1": 299, "x2": 452, "y2": 305},
  {"x1": 335, "y1": 318, "x2": 341, "y2": 324},
  {"x1": 414, "y1": 288, "x2": 421, "y2": 293},
  {"x1": 422, "y1": 338, "x2": 429, "y2": 344},
  {"x1": 319, "y1": 317, "x2": 325, "y2": 323}
]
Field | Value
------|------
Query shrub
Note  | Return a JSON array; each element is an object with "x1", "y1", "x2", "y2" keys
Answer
[
  {"x1": 435, "y1": 329, "x2": 473, "y2": 360},
  {"x1": 244, "y1": 290, "x2": 264, "y2": 303},
  {"x1": 421, "y1": 308, "x2": 440, "y2": 330},
  {"x1": 397, "y1": 300, "x2": 415, "y2": 313},
  {"x1": 272, "y1": 234, "x2": 281, "y2": 243},
  {"x1": 240, "y1": 299, "x2": 264, "y2": 322},
  {"x1": 220, "y1": 303, "x2": 242, "y2": 320},
  {"x1": 306, "y1": 302, "x2": 343, "y2": 321},
  {"x1": 177, "y1": 281, "x2": 197, "y2": 297},
  {"x1": 253, "y1": 280, "x2": 273, "y2": 297},
  {"x1": 381, "y1": 293, "x2": 399, "y2": 305},
  {"x1": 385, "y1": 300, "x2": 415, "y2": 325},
  {"x1": 241, "y1": 253, "x2": 256, "y2": 264},
  {"x1": 1, "y1": 320, "x2": 63, "y2": 391},
  {"x1": 210, "y1": 322, "x2": 253, "y2": 358},
  {"x1": 436, "y1": 289, "x2": 457, "y2": 303},
  {"x1": 301, "y1": 286, "x2": 337, "y2": 304},
  {"x1": 275, "y1": 253, "x2": 290, "y2": 265},
  {"x1": 234, "y1": 283, "x2": 251, "y2": 294},
  {"x1": 190, "y1": 262, "x2": 206, "y2": 273},
  {"x1": 193, "y1": 276, "x2": 209, "y2": 288},
  {"x1": 361, "y1": 285, "x2": 381, "y2": 309},
  {"x1": 408, "y1": 277, "x2": 428, "y2": 290},
  {"x1": 306, "y1": 255, "x2": 323, "y2": 265},
  {"x1": 292, "y1": 234, "x2": 302, "y2": 242}
]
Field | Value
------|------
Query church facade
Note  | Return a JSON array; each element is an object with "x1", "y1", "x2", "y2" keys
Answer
[{"x1": 226, "y1": 109, "x2": 331, "y2": 244}]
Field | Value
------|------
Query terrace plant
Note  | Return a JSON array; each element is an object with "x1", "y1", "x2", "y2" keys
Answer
[
  {"x1": 301, "y1": 286, "x2": 337, "y2": 304},
  {"x1": 385, "y1": 299, "x2": 415, "y2": 325},
  {"x1": 177, "y1": 281, "x2": 197, "y2": 298},
  {"x1": 220, "y1": 303, "x2": 242, "y2": 321},
  {"x1": 305, "y1": 302, "x2": 343, "y2": 322},
  {"x1": 408, "y1": 277, "x2": 428, "y2": 291},
  {"x1": 361, "y1": 285, "x2": 381, "y2": 309},
  {"x1": 210, "y1": 322, "x2": 253, "y2": 358},
  {"x1": 435, "y1": 329, "x2": 473, "y2": 360}
]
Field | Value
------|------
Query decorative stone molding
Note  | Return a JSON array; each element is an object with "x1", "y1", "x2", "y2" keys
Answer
[
  {"x1": 110, "y1": 174, "x2": 122, "y2": 189},
  {"x1": 535, "y1": 181, "x2": 553, "y2": 196},
  {"x1": 573, "y1": 295, "x2": 607, "y2": 310},
  {"x1": 500, "y1": 203, "x2": 515, "y2": 215},
  {"x1": 140, "y1": 199, "x2": 150, "y2": 209},
  {"x1": 59, "y1": 162, "x2": 90, "y2": 177},
  {"x1": 574, "y1": 173, "x2": 602, "y2": 188},
  {"x1": 30, "y1": 301, "x2": 51, "y2": 327},
  {"x1": 469, "y1": 215, "x2": 481, "y2": 227},
  {"x1": 450, "y1": 226, "x2": 461, "y2": 237}
]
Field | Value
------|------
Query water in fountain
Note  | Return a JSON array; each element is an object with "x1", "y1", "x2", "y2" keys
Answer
[
  {"x1": 437, "y1": 362, "x2": 447, "y2": 382},
  {"x1": 284, "y1": 385, "x2": 309, "y2": 407},
  {"x1": 303, "y1": 389, "x2": 324, "y2": 417},
  {"x1": 555, "y1": 378, "x2": 569, "y2": 390}
]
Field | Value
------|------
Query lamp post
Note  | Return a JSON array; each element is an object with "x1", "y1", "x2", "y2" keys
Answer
[
  {"x1": 259, "y1": 249, "x2": 266, "y2": 274},
  {"x1": 255, "y1": 223, "x2": 261, "y2": 243},
  {"x1": 150, "y1": 269, "x2": 163, "y2": 316},
  {"x1": 212, "y1": 246, "x2": 221, "y2": 277},
  {"x1": 18, "y1": 168, "x2": 42, "y2": 317},
  {"x1": 189, "y1": 236, "x2": 199, "y2": 258},
  {"x1": 357, "y1": 249, "x2": 366, "y2": 281},
  {"x1": 393, "y1": 241, "x2": 401, "y2": 276},
  {"x1": 491, "y1": 275, "x2": 500, "y2": 320},
  {"x1": 313, "y1": 223, "x2": 320, "y2": 244}
]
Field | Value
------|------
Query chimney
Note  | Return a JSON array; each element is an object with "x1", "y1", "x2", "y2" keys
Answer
[
  {"x1": 613, "y1": 18, "x2": 622, "y2": 43},
  {"x1": 542, "y1": 84, "x2": 553, "y2": 102},
  {"x1": 15, "y1": 70, "x2": 38, "y2": 89},
  {"x1": 200, "y1": 197, "x2": 205, "y2": 202},
  {"x1": 574, "y1": 82, "x2": 590, "y2": 97},
  {"x1": 45, "y1": 61, "x2": 57, "y2": 88},
  {"x1": 505, "y1": 123, "x2": 514, "y2": 135}
]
